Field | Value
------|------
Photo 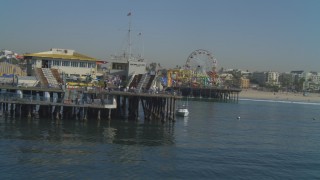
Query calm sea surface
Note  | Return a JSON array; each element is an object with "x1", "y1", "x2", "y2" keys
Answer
[{"x1": 1, "y1": 100, "x2": 320, "y2": 179}]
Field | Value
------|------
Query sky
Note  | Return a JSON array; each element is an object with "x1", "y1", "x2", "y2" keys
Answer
[{"x1": 1, "y1": 0, "x2": 320, "y2": 72}]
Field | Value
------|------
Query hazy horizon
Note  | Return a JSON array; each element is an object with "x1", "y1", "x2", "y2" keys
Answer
[{"x1": 1, "y1": 0, "x2": 319, "y2": 72}]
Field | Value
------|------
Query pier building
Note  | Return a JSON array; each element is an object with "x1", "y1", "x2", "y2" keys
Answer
[
  {"x1": 24, "y1": 48, "x2": 99, "y2": 80},
  {"x1": 102, "y1": 54, "x2": 146, "y2": 82}
]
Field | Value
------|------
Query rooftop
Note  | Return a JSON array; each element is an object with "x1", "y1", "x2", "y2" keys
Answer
[{"x1": 24, "y1": 48, "x2": 97, "y2": 61}]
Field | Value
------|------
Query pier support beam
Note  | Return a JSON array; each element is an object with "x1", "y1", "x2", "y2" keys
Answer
[
  {"x1": 108, "y1": 109, "x2": 111, "y2": 120},
  {"x1": 97, "y1": 110, "x2": 101, "y2": 120}
]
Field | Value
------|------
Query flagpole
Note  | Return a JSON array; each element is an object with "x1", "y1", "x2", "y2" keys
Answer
[
  {"x1": 137, "y1": 32, "x2": 144, "y2": 59},
  {"x1": 141, "y1": 33, "x2": 144, "y2": 59},
  {"x1": 127, "y1": 11, "x2": 132, "y2": 61}
]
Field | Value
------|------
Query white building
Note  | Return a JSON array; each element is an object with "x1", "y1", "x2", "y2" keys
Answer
[
  {"x1": 266, "y1": 71, "x2": 280, "y2": 86},
  {"x1": 302, "y1": 72, "x2": 320, "y2": 91},
  {"x1": 24, "y1": 48, "x2": 99, "y2": 79},
  {"x1": 251, "y1": 71, "x2": 280, "y2": 86},
  {"x1": 103, "y1": 54, "x2": 146, "y2": 81}
]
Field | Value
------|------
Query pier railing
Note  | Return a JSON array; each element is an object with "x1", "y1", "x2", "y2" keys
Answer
[{"x1": 0, "y1": 91, "x2": 116, "y2": 109}]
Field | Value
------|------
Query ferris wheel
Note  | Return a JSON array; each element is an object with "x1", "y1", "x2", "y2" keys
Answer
[{"x1": 185, "y1": 49, "x2": 217, "y2": 74}]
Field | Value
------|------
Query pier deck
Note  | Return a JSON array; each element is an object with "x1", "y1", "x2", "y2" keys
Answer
[{"x1": 0, "y1": 85, "x2": 240, "y2": 121}]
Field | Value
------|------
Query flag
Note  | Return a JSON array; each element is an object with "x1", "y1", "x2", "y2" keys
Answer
[{"x1": 127, "y1": 12, "x2": 131, "y2": 16}]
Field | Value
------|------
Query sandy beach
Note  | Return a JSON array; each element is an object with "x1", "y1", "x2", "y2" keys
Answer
[{"x1": 239, "y1": 89, "x2": 320, "y2": 103}]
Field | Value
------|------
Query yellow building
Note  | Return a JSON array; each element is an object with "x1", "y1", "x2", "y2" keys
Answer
[
  {"x1": 24, "y1": 48, "x2": 98, "y2": 79},
  {"x1": 240, "y1": 77, "x2": 250, "y2": 89},
  {"x1": 0, "y1": 62, "x2": 26, "y2": 76}
]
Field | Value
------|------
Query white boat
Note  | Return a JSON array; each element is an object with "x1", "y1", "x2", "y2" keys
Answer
[{"x1": 176, "y1": 104, "x2": 189, "y2": 117}]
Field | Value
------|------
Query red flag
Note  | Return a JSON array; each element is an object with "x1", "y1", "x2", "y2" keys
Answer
[{"x1": 127, "y1": 12, "x2": 131, "y2": 16}]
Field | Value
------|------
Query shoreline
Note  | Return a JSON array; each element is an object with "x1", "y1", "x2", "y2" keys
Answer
[{"x1": 239, "y1": 89, "x2": 320, "y2": 103}]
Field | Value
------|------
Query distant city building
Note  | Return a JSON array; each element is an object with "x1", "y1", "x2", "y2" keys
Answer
[
  {"x1": 240, "y1": 70, "x2": 252, "y2": 79},
  {"x1": 266, "y1": 71, "x2": 280, "y2": 86},
  {"x1": 219, "y1": 73, "x2": 234, "y2": 81},
  {"x1": 240, "y1": 77, "x2": 250, "y2": 89},
  {"x1": 278, "y1": 72, "x2": 294, "y2": 89},
  {"x1": 252, "y1": 72, "x2": 267, "y2": 86},
  {"x1": 290, "y1": 70, "x2": 304, "y2": 75},
  {"x1": 290, "y1": 70, "x2": 305, "y2": 91},
  {"x1": 0, "y1": 50, "x2": 23, "y2": 60},
  {"x1": 251, "y1": 71, "x2": 280, "y2": 87},
  {"x1": 290, "y1": 70, "x2": 304, "y2": 83},
  {"x1": 302, "y1": 72, "x2": 320, "y2": 92}
]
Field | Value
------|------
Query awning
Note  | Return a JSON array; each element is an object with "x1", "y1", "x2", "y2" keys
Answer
[{"x1": 96, "y1": 61, "x2": 108, "y2": 64}]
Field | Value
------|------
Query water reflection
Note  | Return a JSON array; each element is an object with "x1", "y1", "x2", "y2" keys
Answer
[
  {"x1": 0, "y1": 115, "x2": 175, "y2": 147},
  {"x1": 103, "y1": 121, "x2": 117, "y2": 144},
  {"x1": 183, "y1": 117, "x2": 189, "y2": 127}
]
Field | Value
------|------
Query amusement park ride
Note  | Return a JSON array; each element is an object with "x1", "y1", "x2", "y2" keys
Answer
[{"x1": 166, "y1": 49, "x2": 219, "y2": 88}]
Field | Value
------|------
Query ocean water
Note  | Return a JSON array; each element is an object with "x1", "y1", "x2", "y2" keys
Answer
[{"x1": 0, "y1": 100, "x2": 320, "y2": 179}]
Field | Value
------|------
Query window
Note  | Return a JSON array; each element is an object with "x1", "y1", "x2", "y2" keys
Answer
[
  {"x1": 112, "y1": 63, "x2": 126, "y2": 70},
  {"x1": 79, "y1": 62, "x2": 87, "y2": 67},
  {"x1": 62, "y1": 61, "x2": 70, "y2": 66},
  {"x1": 71, "y1": 61, "x2": 78, "y2": 67},
  {"x1": 88, "y1": 63, "x2": 95, "y2": 68},
  {"x1": 53, "y1": 60, "x2": 60, "y2": 66}
]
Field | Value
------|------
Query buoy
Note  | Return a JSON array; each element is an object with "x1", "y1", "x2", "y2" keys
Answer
[{"x1": 237, "y1": 116, "x2": 240, "y2": 120}]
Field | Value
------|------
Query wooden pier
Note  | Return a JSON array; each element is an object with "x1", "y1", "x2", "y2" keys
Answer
[
  {"x1": 0, "y1": 85, "x2": 240, "y2": 122},
  {"x1": 178, "y1": 87, "x2": 241, "y2": 102},
  {"x1": 0, "y1": 86, "x2": 181, "y2": 122},
  {"x1": 108, "y1": 91, "x2": 179, "y2": 122}
]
